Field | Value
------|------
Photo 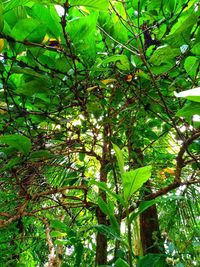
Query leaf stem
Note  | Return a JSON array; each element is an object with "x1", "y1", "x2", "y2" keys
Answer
[{"x1": 126, "y1": 204, "x2": 133, "y2": 267}]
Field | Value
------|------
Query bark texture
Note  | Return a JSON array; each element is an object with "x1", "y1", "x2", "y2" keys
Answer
[
  {"x1": 140, "y1": 182, "x2": 164, "y2": 255},
  {"x1": 95, "y1": 125, "x2": 109, "y2": 266}
]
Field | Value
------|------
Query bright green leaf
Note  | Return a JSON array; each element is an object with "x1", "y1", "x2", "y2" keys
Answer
[
  {"x1": 99, "y1": 55, "x2": 130, "y2": 71},
  {"x1": 191, "y1": 43, "x2": 200, "y2": 56},
  {"x1": 166, "y1": 14, "x2": 198, "y2": 47},
  {"x1": 50, "y1": 220, "x2": 76, "y2": 237},
  {"x1": 16, "y1": 78, "x2": 50, "y2": 96},
  {"x1": 150, "y1": 45, "x2": 180, "y2": 66},
  {"x1": 122, "y1": 166, "x2": 152, "y2": 201},
  {"x1": 115, "y1": 258, "x2": 130, "y2": 267},
  {"x1": 51, "y1": 231, "x2": 67, "y2": 238},
  {"x1": 11, "y1": 18, "x2": 47, "y2": 43},
  {"x1": 0, "y1": 134, "x2": 32, "y2": 155},
  {"x1": 75, "y1": 243, "x2": 83, "y2": 267},
  {"x1": 91, "y1": 180, "x2": 125, "y2": 206},
  {"x1": 30, "y1": 150, "x2": 54, "y2": 159},
  {"x1": 137, "y1": 253, "x2": 168, "y2": 267},
  {"x1": 94, "y1": 225, "x2": 126, "y2": 245},
  {"x1": 184, "y1": 56, "x2": 199, "y2": 78},
  {"x1": 112, "y1": 143, "x2": 125, "y2": 175},
  {"x1": 176, "y1": 102, "x2": 200, "y2": 117},
  {"x1": 98, "y1": 197, "x2": 110, "y2": 216},
  {"x1": 70, "y1": 0, "x2": 109, "y2": 11}
]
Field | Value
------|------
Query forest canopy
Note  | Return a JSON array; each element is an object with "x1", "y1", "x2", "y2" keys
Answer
[{"x1": 0, "y1": 0, "x2": 200, "y2": 266}]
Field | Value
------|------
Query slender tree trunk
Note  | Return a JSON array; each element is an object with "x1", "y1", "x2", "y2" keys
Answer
[
  {"x1": 140, "y1": 181, "x2": 164, "y2": 255},
  {"x1": 95, "y1": 207, "x2": 107, "y2": 265},
  {"x1": 95, "y1": 125, "x2": 109, "y2": 266},
  {"x1": 126, "y1": 131, "x2": 164, "y2": 256}
]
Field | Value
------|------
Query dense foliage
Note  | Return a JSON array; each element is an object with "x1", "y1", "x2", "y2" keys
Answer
[{"x1": 0, "y1": 0, "x2": 200, "y2": 266}]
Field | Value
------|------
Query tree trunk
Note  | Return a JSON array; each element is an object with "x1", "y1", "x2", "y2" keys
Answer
[
  {"x1": 95, "y1": 125, "x2": 109, "y2": 266},
  {"x1": 95, "y1": 207, "x2": 108, "y2": 265},
  {"x1": 140, "y1": 182, "x2": 164, "y2": 255},
  {"x1": 127, "y1": 140, "x2": 164, "y2": 256}
]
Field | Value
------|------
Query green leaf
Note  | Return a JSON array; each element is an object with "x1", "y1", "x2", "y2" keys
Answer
[
  {"x1": 98, "y1": 197, "x2": 110, "y2": 216},
  {"x1": 130, "y1": 199, "x2": 157, "y2": 222},
  {"x1": 30, "y1": 150, "x2": 54, "y2": 160},
  {"x1": 191, "y1": 43, "x2": 200, "y2": 56},
  {"x1": 166, "y1": 14, "x2": 198, "y2": 47},
  {"x1": 99, "y1": 55, "x2": 130, "y2": 71},
  {"x1": 176, "y1": 102, "x2": 200, "y2": 117},
  {"x1": 67, "y1": 13, "x2": 98, "y2": 61},
  {"x1": 75, "y1": 243, "x2": 83, "y2": 267},
  {"x1": 184, "y1": 56, "x2": 199, "y2": 78},
  {"x1": 11, "y1": 18, "x2": 46, "y2": 43},
  {"x1": 111, "y1": 2, "x2": 128, "y2": 43},
  {"x1": 109, "y1": 214, "x2": 120, "y2": 235},
  {"x1": 115, "y1": 258, "x2": 130, "y2": 267},
  {"x1": 98, "y1": 197, "x2": 120, "y2": 235},
  {"x1": 16, "y1": 78, "x2": 50, "y2": 96},
  {"x1": 4, "y1": 157, "x2": 22, "y2": 170},
  {"x1": 112, "y1": 143, "x2": 125, "y2": 175},
  {"x1": 70, "y1": 0, "x2": 109, "y2": 11},
  {"x1": 94, "y1": 225, "x2": 126, "y2": 245},
  {"x1": 11, "y1": 66, "x2": 47, "y2": 79},
  {"x1": 50, "y1": 231, "x2": 66, "y2": 238},
  {"x1": 174, "y1": 87, "x2": 200, "y2": 102},
  {"x1": 0, "y1": 134, "x2": 32, "y2": 155},
  {"x1": 4, "y1": 0, "x2": 30, "y2": 13},
  {"x1": 90, "y1": 180, "x2": 125, "y2": 206},
  {"x1": 150, "y1": 45, "x2": 180, "y2": 66},
  {"x1": 28, "y1": 4, "x2": 61, "y2": 39},
  {"x1": 137, "y1": 253, "x2": 168, "y2": 267},
  {"x1": 122, "y1": 166, "x2": 152, "y2": 201},
  {"x1": 50, "y1": 220, "x2": 76, "y2": 238},
  {"x1": 0, "y1": 4, "x2": 4, "y2": 31}
]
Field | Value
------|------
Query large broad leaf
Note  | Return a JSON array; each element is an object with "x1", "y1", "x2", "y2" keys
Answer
[
  {"x1": 50, "y1": 220, "x2": 76, "y2": 237},
  {"x1": 0, "y1": 4, "x2": 4, "y2": 31},
  {"x1": 4, "y1": 0, "x2": 30, "y2": 12},
  {"x1": 99, "y1": 55, "x2": 130, "y2": 71},
  {"x1": 70, "y1": 0, "x2": 109, "y2": 11},
  {"x1": 98, "y1": 197, "x2": 120, "y2": 235},
  {"x1": 4, "y1": 0, "x2": 63, "y2": 12},
  {"x1": 165, "y1": 14, "x2": 198, "y2": 47},
  {"x1": 0, "y1": 134, "x2": 31, "y2": 155},
  {"x1": 90, "y1": 180, "x2": 125, "y2": 206},
  {"x1": 16, "y1": 78, "x2": 50, "y2": 96},
  {"x1": 174, "y1": 87, "x2": 200, "y2": 102},
  {"x1": 75, "y1": 243, "x2": 83, "y2": 267},
  {"x1": 30, "y1": 150, "x2": 55, "y2": 160},
  {"x1": 67, "y1": 13, "x2": 97, "y2": 61},
  {"x1": 176, "y1": 102, "x2": 200, "y2": 117},
  {"x1": 94, "y1": 225, "x2": 126, "y2": 245},
  {"x1": 98, "y1": 197, "x2": 111, "y2": 216},
  {"x1": 150, "y1": 45, "x2": 180, "y2": 66},
  {"x1": 11, "y1": 18, "x2": 47, "y2": 43},
  {"x1": 27, "y1": 4, "x2": 61, "y2": 39},
  {"x1": 191, "y1": 43, "x2": 200, "y2": 56},
  {"x1": 115, "y1": 258, "x2": 130, "y2": 267},
  {"x1": 122, "y1": 166, "x2": 152, "y2": 201},
  {"x1": 137, "y1": 254, "x2": 168, "y2": 267},
  {"x1": 184, "y1": 56, "x2": 199, "y2": 78},
  {"x1": 111, "y1": 2, "x2": 128, "y2": 43},
  {"x1": 113, "y1": 143, "x2": 125, "y2": 175}
]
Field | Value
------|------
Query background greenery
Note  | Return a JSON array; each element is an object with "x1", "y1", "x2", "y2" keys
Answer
[{"x1": 0, "y1": 0, "x2": 199, "y2": 266}]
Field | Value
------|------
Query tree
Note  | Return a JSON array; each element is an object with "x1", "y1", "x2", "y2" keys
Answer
[{"x1": 0, "y1": 0, "x2": 199, "y2": 266}]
